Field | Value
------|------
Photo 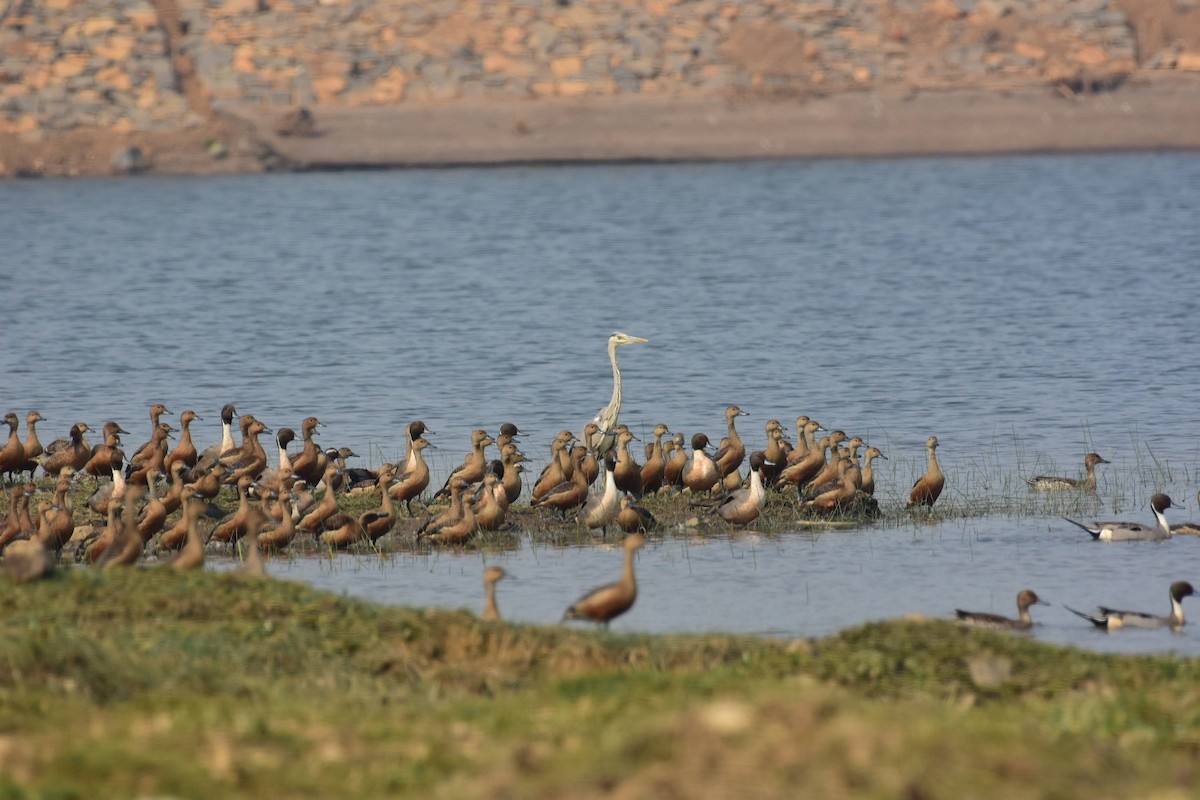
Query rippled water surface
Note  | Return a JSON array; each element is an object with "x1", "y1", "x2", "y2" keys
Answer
[{"x1": 3, "y1": 154, "x2": 1200, "y2": 655}]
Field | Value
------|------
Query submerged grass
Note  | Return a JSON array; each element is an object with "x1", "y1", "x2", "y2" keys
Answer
[{"x1": 2, "y1": 569, "x2": 1200, "y2": 798}]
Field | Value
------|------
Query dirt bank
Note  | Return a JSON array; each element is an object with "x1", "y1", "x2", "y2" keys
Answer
[
  {"x1": 2, "y1": 76, "x2": 1199, "y2": 179},
  {"x1": 237, "y1": 76, "x2": 1200, "y2": 170}
]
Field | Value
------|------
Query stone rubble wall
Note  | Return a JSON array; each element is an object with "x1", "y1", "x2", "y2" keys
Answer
[
  {"x1": 2, "y1": 0, "x2": 1198, "y2": 135},
  {"x1": 181, "y1": 0, "x2": 1140, "y2": 109},
  {"x1": 0, "y1": 0, "x2": 191, "y2": 134}
]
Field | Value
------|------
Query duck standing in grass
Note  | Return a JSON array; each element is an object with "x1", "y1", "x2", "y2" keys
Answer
[{"x1": 907, "y1": 435, "x2": 944, "y2": 509}]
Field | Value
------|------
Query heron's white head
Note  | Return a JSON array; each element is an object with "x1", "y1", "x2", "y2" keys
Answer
[{"x1": 609, "y1": 331, "x2": 648, "y2": 346}]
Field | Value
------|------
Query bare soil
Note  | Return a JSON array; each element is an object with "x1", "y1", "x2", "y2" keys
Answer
[{"x1": 2, "y1": 76, "x2": 1199, "y2": 179}]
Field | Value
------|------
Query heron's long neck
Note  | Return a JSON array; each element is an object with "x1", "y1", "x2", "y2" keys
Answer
[{"x1": 608, "y1": 342, "x2": 622, "y2": 415}]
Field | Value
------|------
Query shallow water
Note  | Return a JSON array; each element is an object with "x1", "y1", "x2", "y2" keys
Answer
[{"x1": 4, "y1": 153, "x2": 1200, "y2": 655}]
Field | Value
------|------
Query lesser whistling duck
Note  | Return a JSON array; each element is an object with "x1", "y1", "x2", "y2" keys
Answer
[
  {"x1": 578, "y1": 423, "x2": 604, "y2": 488},
  {"x1": 11, "y1": 410, "x2": 46, "y2": 481},
  {"x1": 785, "y1": 416, "x2": 818, "y2": 465},
  {"x1": 662, "y1": 432, "x2": 687, "y2": 490},
  {"x1": 190, "y1": 462, "x2": 229, "y2": 500},
  {"x1": 417, "y1": 478, "x2": 467, "y2": 537},
  {"x1": 713, "y1": 405, "x2": 749, "y2": 480},
  {"x1": 419, "y1": 493, "x2": 479, "y2": 545},
  {"x1": 237, "y1": 507, "x2": 270, "y2": 577},
  {"x1": 0, "y1": 412, "x2": 27, "y2": 484},
  {"x1": 289, "y1": 416, "x2": 325, "y2": 485},
  {"x1": 298, "y1": 461, "x2": 341, "y2": 533},
  {"x1": 860, "y1": 446, "x2": 887, "y2": 497},
  {"x1": 775, "y1": 427, "x2": 835, "y2": 489},
  {"x1": 210, "y1": 475, "x2": 256, "y2": 544},
  {"x1": 164, "y1": 410, "x2": 202, "y2": 475},
  {"x1": 1062, "y1": 493, "x2": 1179, "y2": 541},
  {"x1": 1, "y1": 533, "x2": 54, "y2": 582},
  {"x1": 500, "y1": 444, "x2": 526, "y2": 504},
  {"x1": 0, "y1": 484, "x2": 26, "y2": 549},
  {"x1": 83, "y1": 421, "x2": 127, "y2": 479},
  {"x1": 530, "y1": 446, "x2": 589, "y2": 519},
  {"x1": 163, "y1": 492, "x2": 207, "y2": 571},
  {"x1": 318, "y1": 508, "x2": 379, "y2": 549},
  {"x1": 389, "y1": 437, "x2": 433, "y2": 516},
  {"x1": 136, "y1": 468, "x2": 170, "y2": 543},
  {"x1": 616, "y1": 493, "x2": 656, "y2": 533},
  {"x1": 127, "y1": 403, "x2": 172, "y2": 474},
  {"x1": 482, "y1": 565, "x2": 508, "y2": 621},
  {"x1": 714, "y1": 451, "x2": 768, "y2": 526},
  {"x1": 434, "y1": 429, "x2": 494, "y2": 498},
  {"x1": 639, "y1": 423, "x2": 671, "y2": 495},
  {"x1": 156, "y1": 462, "x2": 190, "y2": 518},
  {"x1": 612, "y1": 429, "x2": 643, "y2": 497},
  {"x1": 127, "y1": 423, "x2": 174, "y2": 486},
  {"x1": 682, "y1": 433, "x2": 720, "y2": 495},
  {"x1": 1025, "y1": 452, "x2": 1109, "y2": 494},
  {"x1": 258, "y1": 491, "x2": 297, "y2": 551},
  {"x1": 801, "y1": 464, "x2": 863, "y2": 513},
  {"x1": 38, "y1": 468, "x2": 77, "y2": 551},
  {"x1": 38, "y1": 423, "x2": 91, "y2": 477},
  {"x1": 15, "y1": 483, "x2": 36, "y2": 541},
  {"x1": 956, "y1": 590, "x2": 1047, "y2": 630},
  {"x1": 473, "y1": 468, "x2": 508, "y2": 532},
  {"x1": 363, "y1": 464, "x2": 398, "y2": 542},
  {"x1": 533, "y1": 431, "x2": 576, "y2": 502},
  {"x1": 760, "y1": 420, "x2": 788, "y2": 486},
  {"x1": 98, "y1": 486, "x2": 147, "y2": 568},
  {"x1": 907, "y1": 435, "x2": 945, "y2": 509},
  {"x1": 223, "y1": 418, "x2": 271, "y2": 484},
  {"x1": 1066, "y1": 581, "x2": 1194, "y2": 629},
  {"x1": 82, "y1": 501, "x2": 123, "y2": 564},
  {"x1": 562, "y1": 533, "x2": 646, "y2": 627},
  {"x1": 583, "y1": 331, "x2": 648, "y2": 459}
]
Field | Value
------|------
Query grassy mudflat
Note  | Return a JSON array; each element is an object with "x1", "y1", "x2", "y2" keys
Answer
[{"x1": 3, "y1": 569, "x2": 1199, "y2": 799}]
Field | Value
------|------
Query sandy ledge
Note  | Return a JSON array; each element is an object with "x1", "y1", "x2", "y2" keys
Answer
[
  {"x1": 229, "y1": 78, "x2": 1200, "y2": 171},
  {"x1": 3, "y1": 77, "x2": 1199, "y2": 179}
]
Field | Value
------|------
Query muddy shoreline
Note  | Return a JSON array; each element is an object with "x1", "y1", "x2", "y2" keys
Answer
[{"x1": 2, "y1": 78, "x2": 1200, "y2": 179}]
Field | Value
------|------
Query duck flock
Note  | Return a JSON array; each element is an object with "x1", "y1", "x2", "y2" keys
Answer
[{"x1": 1, "y1": 332, "x2": 1195, "y2": 631}]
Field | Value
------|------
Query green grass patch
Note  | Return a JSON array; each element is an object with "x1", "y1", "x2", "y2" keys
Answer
[{"x1": 1, "y1": 569, "x2": 1199, "y2": 798}]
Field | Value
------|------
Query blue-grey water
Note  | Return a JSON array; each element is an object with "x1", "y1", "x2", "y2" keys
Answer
[{"x1": 3, "y1": 154, "x2": 1200, "y2": 656}]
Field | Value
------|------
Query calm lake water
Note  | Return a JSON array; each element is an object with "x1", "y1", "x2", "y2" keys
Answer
[{"x1": 3, "y1": 153, "x2": 1200, "y2": 656}]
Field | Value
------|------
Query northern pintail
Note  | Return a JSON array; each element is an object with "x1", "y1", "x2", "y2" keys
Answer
[
  {"x1": 714, "y1": 450, "x2": 767, "y2": 525},
  {"x1": 1171, "y1": 491, "x2": 1200, "y2": 535},
  {"x1": 1062, "y1": 493, "x2": 1179, "y2": 541},
  {"x1": 1024, "y1": 452, "x2": 1109, "y2": 493},
  {"x1": 956, "y1": 589, "x2": 1047, "y2": 630},
  {"x1": 562, "y1": 533, "x2": 645, "y2": 627},
  {"x1": 1066, "y1": 581, "x2": 1194, "y2": 629},
  {"x1": 579, "y1": 456, "x2": 621, "y2": 533}
]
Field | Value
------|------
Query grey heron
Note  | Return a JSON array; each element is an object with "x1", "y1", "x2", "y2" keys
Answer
[{"x1": 583, "y1": 331, "x2": 647, "y2": 459}]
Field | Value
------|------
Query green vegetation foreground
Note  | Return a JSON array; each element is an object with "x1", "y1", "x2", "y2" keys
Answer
[{"x1": 2, "y1": 569, "x2": 1199, "y2": 799}]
